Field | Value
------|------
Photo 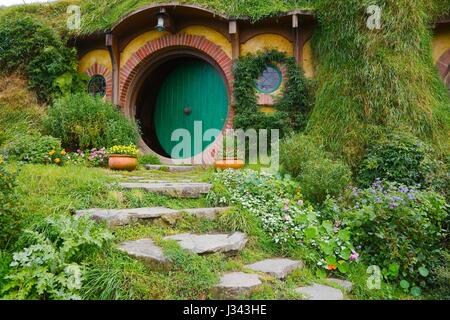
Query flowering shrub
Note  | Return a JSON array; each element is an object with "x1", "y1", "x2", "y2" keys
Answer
[
  {"x1": 66, "y1": 148, "x2": 108, "y2": 167},
  {"x1": 107, "y1": 145, "x2": 139, "y2": 157},
  {"x1": 335, "y1": 180, "x2": 448, "y2": 295},
  {"x1": 207, "y1": 169, "x2": 356, "y2": 273},
  {"x1": 66, "y1": 150, "x2": 87, "y2": 166},
  {"x1": 87, "y1": 148, "x2": 108, "y2": 167},
  {"x1": 1, "y1": 215, "x2": 113, "y2": 300},
  {"x1": 1, "y1": 134, "x2": 62, "y2": 164},
  {"x1": 46, "y1": 148, "x2": 68, "y2": 166}
]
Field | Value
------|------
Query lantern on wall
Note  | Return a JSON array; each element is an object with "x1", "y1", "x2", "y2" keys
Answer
[{"x1": 155, "y1": 8, "x2": 168, "y2": 32}]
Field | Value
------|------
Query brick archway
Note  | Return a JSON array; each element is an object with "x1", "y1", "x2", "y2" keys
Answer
[
  {"x1": 118, "y1": 33, "x2": 234, "y2": 164},
  {"x1": 84, "y1": 63, "x2": 112, "y2": 100},
  {"x1": 119, "y1": 33, "x2": 234, "y2": 108},
  {"x1": 437, "y1": 48, "x2": 450, "y2": 91}
]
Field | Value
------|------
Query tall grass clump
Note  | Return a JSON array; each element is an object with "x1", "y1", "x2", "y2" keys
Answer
[
  {"x1": 308, "y1": 0, "x2": 450, "y2": 167},
  {"x1": 44, "y1": 93, "x2": 140, "y2": 150}
]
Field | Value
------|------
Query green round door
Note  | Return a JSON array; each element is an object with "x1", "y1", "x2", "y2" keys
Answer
[{"x1": 154, "y1": 60, "x2": 228, "y2": 159}]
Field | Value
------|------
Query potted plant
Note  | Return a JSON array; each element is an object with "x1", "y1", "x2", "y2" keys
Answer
[
  {"x1": 214, "y1": 135, "x2": 245, "y2": 170},
  {"x1": 107, "y1": 145, "x2": 139, "y2": 171}
]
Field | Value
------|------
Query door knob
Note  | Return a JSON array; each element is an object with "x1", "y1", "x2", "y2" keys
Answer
[{"x1": 184, "y1": 107, "x2": 192, "y2": 115}]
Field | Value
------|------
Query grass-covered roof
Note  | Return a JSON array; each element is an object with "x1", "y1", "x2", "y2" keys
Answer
[{"x1": 0, "y1": 0, "x2": 314, "y2": 35}]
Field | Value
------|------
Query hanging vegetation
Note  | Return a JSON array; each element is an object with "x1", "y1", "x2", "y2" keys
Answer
[
  {"x1": 233, "y1": 50, "x2": 311, "y2": 136},
  {"x1": 307, "y1": 0, "x2": 450, "y2": 167}
]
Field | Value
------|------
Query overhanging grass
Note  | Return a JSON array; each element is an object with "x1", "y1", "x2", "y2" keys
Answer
[{"x1": 307, "y1": 0, "x2": 450, "y2": 167}]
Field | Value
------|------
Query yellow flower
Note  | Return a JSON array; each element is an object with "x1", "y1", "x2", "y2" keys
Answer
[
  {"x1": 60, "y1": 150, "x2": 66, "y2": 156},
  {"x1": 48, "y1": 150, "x2": 56, "y2": 156},
  {"x1": 54, "y1": 158, "x2": 61, "y2": 164}
]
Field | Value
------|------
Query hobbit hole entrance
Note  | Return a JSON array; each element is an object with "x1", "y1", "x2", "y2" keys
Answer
[{"x1": 134, "y1": 56, "x2": 229, "y2": 159}]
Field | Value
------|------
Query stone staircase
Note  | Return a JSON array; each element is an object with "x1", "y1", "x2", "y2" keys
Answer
[{"x1": 80, "y1": 167, "x2": 351, "y2": 300}]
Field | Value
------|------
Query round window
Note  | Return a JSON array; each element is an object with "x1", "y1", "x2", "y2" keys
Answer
[
  {"x1": 88, "y1": 75, "x2": 106, "y2": 97},
  {"x1": 256, "y1": 65, "x2": 282, "y2": 94}
]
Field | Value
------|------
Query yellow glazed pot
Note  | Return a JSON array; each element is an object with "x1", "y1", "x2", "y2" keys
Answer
[
  {"x1": 108, "y1": 154, "x2": 138, "y2": 171},
  {"x1": 214, "y1": 157, "x2": 245, "y2": 170}
]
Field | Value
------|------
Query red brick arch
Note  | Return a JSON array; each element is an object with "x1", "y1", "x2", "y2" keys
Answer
[
  {"x1": 84, "y1": 63, "x2": 112, "y2": 100},
  {"x1": 119, "y1": 33, "x2": 234, "y2": 108}
]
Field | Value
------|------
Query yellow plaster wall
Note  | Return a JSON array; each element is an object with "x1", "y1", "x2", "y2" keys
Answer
[
  {"x1": 120, "y1": 31, "x2": 169, "y2": 67},
  {"x1": 179, "y1": 26, "x2": 232, "y2": 58},
  {"x1": 241, "y1": 34, "x2": 293, "y2": 56},
  {"x1": 79, "y1": 50, "x2": 112, "y2": 73},
  {"x1": 432, "y1": 26, "x2": 450, "y2": 63},
  {"x1": 302, "y1": 40, "x2": 315, "y2": 79}
]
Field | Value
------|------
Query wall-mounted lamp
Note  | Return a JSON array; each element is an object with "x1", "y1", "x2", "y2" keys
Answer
[{"x1": 155, "y1": 8, "x2": 167, "y2": 32}]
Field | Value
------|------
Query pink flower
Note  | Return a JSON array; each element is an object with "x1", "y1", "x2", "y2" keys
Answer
[
  {"x1": 350, "y1": 250, "x2": 360, "y2": 261},
  {"x1": 283, "y1": 215, "x2": 292, "y2": 223},
  {"x1": 297, "y1": 200, "x2": 304, "y2": 206}
]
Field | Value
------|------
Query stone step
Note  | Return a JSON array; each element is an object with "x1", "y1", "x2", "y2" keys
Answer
[
  {"x1": 132, "y1": 179, "x2": 195, "y2": 184},
  {"x1": 295, "y1": 284, "x2": 344, "y2": 300},
  {"x1": 118, "y1": 239, "x2": 170, "y2": 268},
  {"x1": 163, "y1": 232, "x2": 248, "y2": 255},
  {"x1": 145, "y1": 165, "x2": 197, "y2": 172},
  {"x1": 76, "y1": 207, "x2": 230, "y2": 227},
  {"x1": 119, "y1": 232, "x2": 247, "y2": 267},
  {"x1": 213, "y1": 272, "x2": 262, "y2": 299},
  {"x1": 245, "y1": 258, "x2": 303, "y2": 279},
  {"x1": 327, "y1": 278, "x2": 353, "y2": 292},
  {"x1": 117, "y1": 182, "x2": 211, "y2": 198}
]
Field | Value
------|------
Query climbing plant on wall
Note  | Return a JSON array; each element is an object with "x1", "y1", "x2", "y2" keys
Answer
[{"x1": 233, "y1": 50, "x2": 311, "y2": 136}]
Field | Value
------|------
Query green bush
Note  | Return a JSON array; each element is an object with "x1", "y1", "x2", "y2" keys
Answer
[
  {"x1": 337, "y1": 181, "x2": 448, "y2": 295},
  {"x1": 0, "y1": 156, "x2": 20, "y2": 247},
  {"x1": 358, "y1": 131, "x2": 436, "y2": 188},
  {"x1": 280, "y1": 134, "x2": 324, "y2": 178},
  {"x1": 0, "y1": 15, "x2": 85, "y2": 102},
  {"x1": 139, "y1": 154, "x2": 161, "y2": 165},
  {"x1": 1, "y1": 134, "x2": 62, "y2": 164},
  {"x1": 299, "y1": 158, "x2": 352, "y2": 204},
  {"x1": 1, "y1": 215, "x2": 113, "y2": 300},
  {"x1": 430, "y1": 252, "x2": 450, "y2": 299},
  {"x1": 44, "y1": 93, "x2": 140, "y2": 150},
  {"x1": 280, "y1": 133, "x2": 352, "y2": 203}
]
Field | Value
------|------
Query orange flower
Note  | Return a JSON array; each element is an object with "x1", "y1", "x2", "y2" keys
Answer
[{"x1": 327, "y1": 264, "x2": 337, "y2": 271}]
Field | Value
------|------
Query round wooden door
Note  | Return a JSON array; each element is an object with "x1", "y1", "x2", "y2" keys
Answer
[{"x1": 154, "y1": 60, "x2": 228, "y2": 159}]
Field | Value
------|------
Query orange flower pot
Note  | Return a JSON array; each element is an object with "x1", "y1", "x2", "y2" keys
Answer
[
  {"x1": 108, "y1": 154, "x2": 138, "y2": 171},
  {"x1": 214, "y1": 158, "x2": 245, "y2": 170}
]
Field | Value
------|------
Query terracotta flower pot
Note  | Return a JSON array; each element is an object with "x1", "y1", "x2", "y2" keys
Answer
[
  {"x1": 108, "y1": 154, "x2": 138, "y2": 171},
  {"x1": 215, "y1": 157, "x2": 245, "y2": 170}
]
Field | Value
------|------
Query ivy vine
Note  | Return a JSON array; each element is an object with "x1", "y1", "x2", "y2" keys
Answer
[{"x1": 233, "y1": 49, "x2": 311, "y2": 137}]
